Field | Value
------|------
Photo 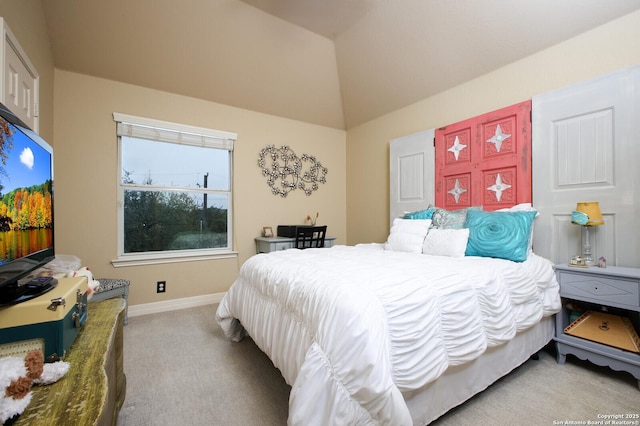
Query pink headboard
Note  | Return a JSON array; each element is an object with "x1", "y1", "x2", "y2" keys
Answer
[{"x1": 434, "y1": 100, "x2": 532, "y2": 211}]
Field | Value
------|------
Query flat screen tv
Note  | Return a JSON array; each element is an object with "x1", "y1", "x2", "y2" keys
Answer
[{"x1": 0, "y1": 102, "x2": 55, "y2": 307}]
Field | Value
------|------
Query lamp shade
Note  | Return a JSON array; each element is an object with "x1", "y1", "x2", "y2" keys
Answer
[{"x1": 572, "y1": 202, "x2": 604, "y2": 226}]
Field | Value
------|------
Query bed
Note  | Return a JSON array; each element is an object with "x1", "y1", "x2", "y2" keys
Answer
[
  {"x1": 216, "y1": 207, "x2": 560, "y2": 425},
  {"x1": 217, "y1": 102, "x2": 560, "y2": 424}
]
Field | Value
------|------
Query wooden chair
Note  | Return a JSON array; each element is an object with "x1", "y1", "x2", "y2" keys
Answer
[{"x1": 294, "y1": 226, "x2": 327, "y2": 249}]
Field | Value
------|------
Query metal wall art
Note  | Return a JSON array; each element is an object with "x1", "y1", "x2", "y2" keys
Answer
[{"x1": 258, "y1": 145, "x2": 328, "y2": 197}]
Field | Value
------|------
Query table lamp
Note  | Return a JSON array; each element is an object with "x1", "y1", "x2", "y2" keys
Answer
[{"x1": 571, "y1": 201, "x2": 603, "y2": 266}]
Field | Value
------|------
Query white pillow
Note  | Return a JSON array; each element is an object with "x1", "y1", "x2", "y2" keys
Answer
[
  {"x1": 384, "y1": 218, "x2": 432, "y2": 253},
  {"x1": 496, "y1": 203, "x2": 538, "y2": 254},
  {"x1": 496, "y1": 203, "x2": 539, "y2": 216},
  {"x1": 422, "y1": 228, "x2": 469, "y2": 257}
]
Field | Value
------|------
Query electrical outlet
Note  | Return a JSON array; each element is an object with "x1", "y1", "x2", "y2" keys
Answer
[{"x1": 157, "y1": 281, "x2": 166, "y2": 293}]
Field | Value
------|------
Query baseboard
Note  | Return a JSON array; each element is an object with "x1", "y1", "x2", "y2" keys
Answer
[{"x1": 128, "y1": 292, "x2": 226, "y2": 318}]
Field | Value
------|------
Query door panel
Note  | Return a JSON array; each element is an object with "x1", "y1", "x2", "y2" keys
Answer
[
  {"x1": 532, "y1": 66, "x2": 640, "y2": 266},
  {"x1": 389, "y1": 129, "x2": 435, "y2": 227}
]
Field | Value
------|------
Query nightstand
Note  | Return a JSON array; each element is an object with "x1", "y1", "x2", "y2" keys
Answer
[
  {"x1": 554, "y1": 264, "x2": 640, "y2": 390},
  {"x1": 255, "y1": 236, "x2": 336, "y2": 253}
]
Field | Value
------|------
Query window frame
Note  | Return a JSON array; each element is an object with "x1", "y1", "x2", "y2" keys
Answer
[{"x1": 112, "y1": 113, "x2": 237, "y2": 267}]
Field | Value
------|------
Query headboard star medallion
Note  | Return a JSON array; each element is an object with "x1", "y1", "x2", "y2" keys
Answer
[
  {"x1": 447, "y1": 136, "x2": 467, "y2": 161},
  {"x1": 486, "y1": 124, "x2": 511, "y2": 152},
  {"x1": 448, "y1": 178, "x2": 467, "y2": 203},
  {"x1": 487, "y1": 173, "x2": 512, "y2": 202}
]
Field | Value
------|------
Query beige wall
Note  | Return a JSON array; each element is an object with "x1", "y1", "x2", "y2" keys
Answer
[
  {"x1": 53, "y1": 71, "x2": 346, "y2": 305},
  {"x1": 345, "y1": 10, "x2": 640, "y2": 245}
]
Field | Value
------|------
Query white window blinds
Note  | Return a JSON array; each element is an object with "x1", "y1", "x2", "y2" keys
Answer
[{"x1": 113, "y1": 112, "x2": 236, "y2": 151}]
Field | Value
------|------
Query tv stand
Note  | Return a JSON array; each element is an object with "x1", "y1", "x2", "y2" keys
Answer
[{"x1": 0, "y1": 277, "x2": 58, "y2": 308}]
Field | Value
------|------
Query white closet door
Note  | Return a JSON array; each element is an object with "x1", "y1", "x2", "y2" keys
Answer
[
  {"x1": 532, "y1": 66, "x2": 640, "y2": 267},
  {"x1": 389, "y1": 129, "x2": 435, "y2": 228}
]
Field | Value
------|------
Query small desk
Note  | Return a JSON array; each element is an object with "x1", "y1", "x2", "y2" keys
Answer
[
  {"x1": 255, "y1": 236, "x2": 336, "y2": 253},
  {"x1": 16, "y1": 298, "x2": 126, "y2": 425}
]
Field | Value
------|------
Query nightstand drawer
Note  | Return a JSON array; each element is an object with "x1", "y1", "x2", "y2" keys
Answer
[
  {"x1": 273, "y1": 241, "x2": 293, "y2": 251},
  {"x1": 558, "y1": 271, "x2": 640, "y2": 308},
  {"x1": 255, "y1": 239, "x2": 294, "y2": 253}
]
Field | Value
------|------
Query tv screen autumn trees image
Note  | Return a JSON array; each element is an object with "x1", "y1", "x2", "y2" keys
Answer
[
  {"x1": 0, "y1": 184, "x2": 53, "y2": 231},
  {"x1": 0, "y1": 118, "x2": 54, "y2": 263}
]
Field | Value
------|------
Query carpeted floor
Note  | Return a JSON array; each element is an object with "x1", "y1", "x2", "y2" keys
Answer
[{"x1": 117, "y1": 304, "x2": 639, "y2": 426}]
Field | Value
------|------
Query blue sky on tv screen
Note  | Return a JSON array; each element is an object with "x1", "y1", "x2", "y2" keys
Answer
[{"x1": 1, "y1": 124, "x2": 52, "y2": 194}]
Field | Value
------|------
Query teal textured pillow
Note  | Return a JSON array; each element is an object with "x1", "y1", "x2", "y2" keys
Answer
[
  {"x1": 403, "y1": 207, "x2": 436, "y2": 220},
  {"x1": 464, "y1": 210, "x2": 537, "y2": 262}
]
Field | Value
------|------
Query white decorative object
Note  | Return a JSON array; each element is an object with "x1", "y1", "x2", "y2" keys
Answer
[
  {"x1": 258, "y1": 145, "x2": 328, "y2": 197},
  {"x1": 447, "y1": 135, "x2": 466, "y2": 160},
  {"x1": 487, "y1": 173, "x2": 512, "y2": 201},
  {"x1": 486, "y1": 124, "x2": 511, "y2": 152},
  {"x1": 447, "y1": 178, "x2": 467, "y2": 203}
]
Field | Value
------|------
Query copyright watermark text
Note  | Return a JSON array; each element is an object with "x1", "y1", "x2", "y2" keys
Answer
[{"x1": 553, "y1": 414, "x2": 640, "y2": 425}]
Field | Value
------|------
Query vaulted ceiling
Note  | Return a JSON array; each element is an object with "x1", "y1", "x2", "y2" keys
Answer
[{"x1": 41, "y1": 0, "x2": 640, "y2": 129}]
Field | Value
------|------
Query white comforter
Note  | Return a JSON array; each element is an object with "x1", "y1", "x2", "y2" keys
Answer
[{"x1": 216, "y1": 245, "x2": 560, "y2": 425}]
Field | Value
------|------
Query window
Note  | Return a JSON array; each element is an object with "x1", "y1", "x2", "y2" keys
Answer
[{"x1": 112, "y1": 113, "x2": 237, "y2": 266}]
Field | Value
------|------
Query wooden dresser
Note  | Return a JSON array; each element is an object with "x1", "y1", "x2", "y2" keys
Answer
[{"x1": 15, "y1": 298, "x2": 126, "y2": 425}]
